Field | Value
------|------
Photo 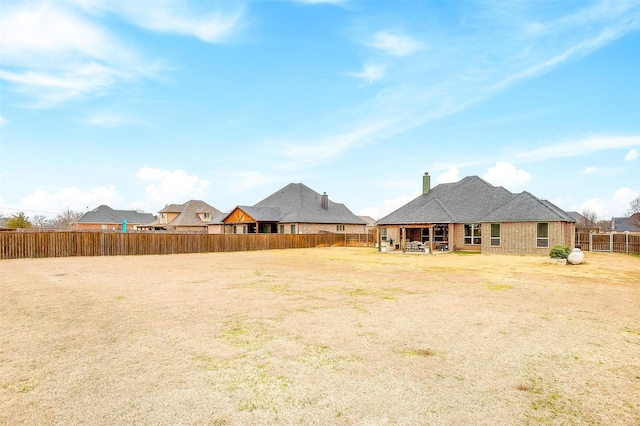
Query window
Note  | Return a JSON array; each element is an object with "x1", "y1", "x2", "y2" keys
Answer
[
  {"x1": 464, "y1": 224, "x2": 481, "y2": 245},
  {"x1": 537, "y1": 223, "x2": 549, "y2": 248},
  {"x1": 243, "y1": 225, "x2": 247, "y2": 234},
  {"x1": 381, "y1": 228, "x2": 387, "y2": 241},
  {"x1": 101, "y1": 224, "x2": 107, "y2": 230},
  {"x1": 233, "y1": 225, "x2": 237, "y2": 234},
  {"x1": 291, "y1": 225, "x2": 296, "y2": 234},
  {"x1": 337, "y1": 225, "x2": 345, "y2": 232},
  {"x1": 203, "y1": 212, "x2": 210, "y2": 220},
  {"x1": 280, "y1": 225, "x2": 285, "y2": 234},
  {"x1": 490, "y1": 223, "x2": 500, "y2": 246}
]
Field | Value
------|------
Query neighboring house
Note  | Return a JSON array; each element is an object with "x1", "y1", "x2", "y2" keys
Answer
[
  {"x1": 568, "y1": 211, "x2": 602, "y2": 234},
  {"x1": 358, "y1": 215, "x2": 377, "y2": 234},
  {"x1": 76, "y1": 205, "x2": 155, "y2": 231},
  {"x1": 376, "y1": 173, "x2": 576, "y2": 255},
  {"x1": 149, "y1": 200, "x2": 223, "y2": 233},
  {"x1": 212, "y1": 183, "x2": 367, "y2": 234},
  {"x1": 611, "y1": 215, "x2": 640, "y2": 234}
]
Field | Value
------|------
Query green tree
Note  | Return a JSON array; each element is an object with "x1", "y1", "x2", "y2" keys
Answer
[{"x1": 6, "y1": 212, "x2": 32, "y2": 229}]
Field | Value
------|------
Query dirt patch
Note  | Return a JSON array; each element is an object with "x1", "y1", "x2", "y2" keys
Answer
[{"x1": 1, "y1": 249, "x2": 639, "y2": 425}]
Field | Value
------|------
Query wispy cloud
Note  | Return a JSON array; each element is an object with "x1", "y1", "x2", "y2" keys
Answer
[
  {"x1": 348, "y1": 63, "x2": 386, "y2": 84},
  {"x1": 331, "y1": 1, "x2": 640, "y2": 164},
  {"x1": 0, "y1": 1, "x2": 243, "y2": 107},
  {"x1": 0, "y1": 114, "x2": 7, "y2": 126},
  {"x1": 270, "y1": 118, "x2": 396, "y2": 169},
  {"x1": 295, "y1": 0, "x2": 349, "y2": 4},
  {"x1": 109, "y1": 2, "x2": 244, "y2": 43},
  {"x1": 516, "y1": 135, "x2": 640, "y2": 162},
  {"x1": 368, "y1": 31, "x2": 426, "y2": 56},
  {"x1": 87, "y1": 111, "x2": 148, "y2": 127}
]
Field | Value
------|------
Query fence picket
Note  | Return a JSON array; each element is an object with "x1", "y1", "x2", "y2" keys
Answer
[{"x1": 0, "y1": 231, "x2": 376, "y2": 259}]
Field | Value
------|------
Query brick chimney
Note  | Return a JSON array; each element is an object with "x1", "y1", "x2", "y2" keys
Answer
[
  {"x1": 423, "y1": 172, "x2": 431, "y2": 194},
  {"x1": 321, "y1": 192, "x2": 329, "y2": 210}
]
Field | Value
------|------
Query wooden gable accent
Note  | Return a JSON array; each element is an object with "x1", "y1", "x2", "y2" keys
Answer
[{"x1": 224, "y1": 207, "x2": 256, "y2": 224}]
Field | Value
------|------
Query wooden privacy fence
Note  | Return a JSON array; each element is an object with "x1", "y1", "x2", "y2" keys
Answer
[
  {"x1": 0, "y1": 231, "x2": 375, "y2": 260},
  {"x1": 575, "y1": 232, "x2": 640, "y2": 254}
]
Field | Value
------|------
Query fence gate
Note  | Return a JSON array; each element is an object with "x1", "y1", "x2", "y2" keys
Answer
[{"x1": 590, "y1": 233, "x2": 613, "y2": 252}]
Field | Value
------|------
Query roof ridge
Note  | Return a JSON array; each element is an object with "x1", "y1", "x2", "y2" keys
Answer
[{"x1": 434, "y1": 198, "x2": 455, "y2": 221}]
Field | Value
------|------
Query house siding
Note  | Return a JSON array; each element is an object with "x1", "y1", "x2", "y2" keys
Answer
[
  {"x1": 480, "y1": 221, "x2": 575, "y2": 255},
  {"x1": 295, "y1": 223, "x2": 366, "y2": 234}
]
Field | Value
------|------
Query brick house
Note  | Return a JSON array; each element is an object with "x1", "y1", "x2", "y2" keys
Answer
[
  {"x1": 148, "y1": 200, "x2": 222, "y2": 233},
  {"x1": 76, "y1": 205, "x2": 155, "y2": 231},
  {"x1": 211, "y1": 183, "x2": 366, "y2": 234},
  {"x1": 376, "y1": 173, "x2": 576, "y2": 255}
]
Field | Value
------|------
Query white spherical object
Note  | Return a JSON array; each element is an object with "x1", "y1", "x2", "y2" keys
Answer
[{"x1": 567, "y1": 248, "x2": 585, "y2": 265}]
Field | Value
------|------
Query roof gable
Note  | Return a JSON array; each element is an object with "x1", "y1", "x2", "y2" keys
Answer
[
  {"x1": 377, "y1": 176, "x2": 573, "y2": 225},
  {"x1": 484, "y1": 192, "x2": 574, "y2": 222},
  {"x1": 164, "y1": 200, "x2": 223, "y2": 227},
  {"x1": 254, "y1": 183, "x2": 366, "y2": 224},
  {"x1": 77, "y1": 205, "x2": 154, "y2": 225}
]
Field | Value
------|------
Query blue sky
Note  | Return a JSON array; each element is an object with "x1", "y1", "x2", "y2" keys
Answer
[{"x1": 1, "y1": 0, "x2": 639, "y2": 221}]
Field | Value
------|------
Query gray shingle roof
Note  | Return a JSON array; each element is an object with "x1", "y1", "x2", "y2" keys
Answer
[
  {"x1": 377, "y1": 176, "x2": 574, "y2": 225},
  {"x1": 612, "y1": 216, "x2": 640, "y2": 232},
  {"x1": 78, "y1": 205, "x2": 155, "y2": 225},
  {"x1": 164, "y1": 200, "x2": 222, "y2": 227},
  {"x1": 232, "y1": 183, "x2": 366, "y2": 224}
]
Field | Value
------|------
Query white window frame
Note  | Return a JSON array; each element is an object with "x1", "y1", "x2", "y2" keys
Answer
[
  {"x1": 490, "y1": 223, "x2": 501, "y2": 247},
  {"x1": 537, "y1": 223, "x2": 549, "y2": 248},
  {"x1": 464, "y1": 224, "x2": 481, "y2": 245}
]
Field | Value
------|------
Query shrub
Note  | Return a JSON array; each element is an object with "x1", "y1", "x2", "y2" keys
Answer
[{"x1": 549, "y1": 245, "x2": 570, "y2": 259}]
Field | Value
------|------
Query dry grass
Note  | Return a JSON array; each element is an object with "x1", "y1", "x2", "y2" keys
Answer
[{"x1": 1, "y1": 248, "x2": 639, "y2": 425}]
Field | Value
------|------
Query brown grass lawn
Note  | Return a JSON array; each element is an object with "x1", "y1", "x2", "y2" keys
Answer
[{"x1": 1, "y1": 248, "x2": 639, "y2": 425}]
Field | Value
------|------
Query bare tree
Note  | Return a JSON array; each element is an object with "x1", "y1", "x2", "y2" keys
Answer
[
  {"x1": 50, "y1": 208, "x2": 83, "y2": 230},
  {"x1": 32, "y1": 215, "x2": 48, "y2": 229},
  {"x1": 579, "y1": 209, "x2": 599, "y2": 229},
  {"x1": 626, "y1": 196, "x2": 640, "y2": 228}
]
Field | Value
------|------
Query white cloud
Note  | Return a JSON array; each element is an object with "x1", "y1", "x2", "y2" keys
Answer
[
  {"x1": 368, "y1": 31, "x2": 425, "y2": 56},
  {"x1": 15, "y1": 186, "x2": 119, "y2": 218},
  {"x1": 113, "y1": 2, "x2": 243, "y2": 43},
  {"x1": 136, "y1": 167, "x2": 210, "y2": 205},
  {"x1": 436, "y1": 168, "x2": 460, "y2": 184},
  {"x1": 582, "y1": 167, "x2": 599, "y2": 174},
  {"x1": 483, "y1": 162, "x2": 531, "y2": 190},
  {"x1": 573, "y1": 187, "x2": 639, "y2": 219},
  {"x1": 359, "y1": 191, "x2": 420, "y2": 220},
  {"x1": 0, "y1": 114, "x2": 7, "y2": 125},
  {"x1": 625, "y1": 148, "x2": 638, "y2": 161},
  {"x1": 0, "y1": 1, "x2": 242, "y2": 107},
  {"x1": 517, "y1": 135, "x2": 640, "y2": 162},
  {"x1": 348, "y1": 63, "x2": 386, "y2": 84}
]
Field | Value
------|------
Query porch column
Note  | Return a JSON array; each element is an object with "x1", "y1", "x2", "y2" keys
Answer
[
  {"x1": 429, "y1": 225, "x2": 434, "y2": 254},
  {"x1": 401, "y1": 227, "x2": 406, "y2": 252}
]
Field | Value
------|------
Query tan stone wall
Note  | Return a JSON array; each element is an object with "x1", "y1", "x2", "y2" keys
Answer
[
  {"x1": 293, "y1": 223, "x2": 366, "y2": 234},
  {"x1": 77, "y1": 223, "x2": 114, "y2": 230},
  {"x1": 379, "y1": 221, "x2": 575, "y2": 254},
  {"x1": 480, "y1": 221, "x2": 575, "y2": 255}
]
